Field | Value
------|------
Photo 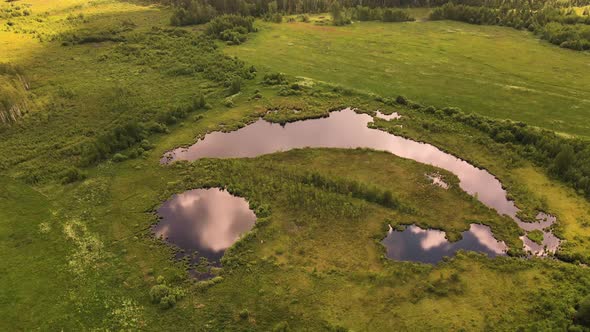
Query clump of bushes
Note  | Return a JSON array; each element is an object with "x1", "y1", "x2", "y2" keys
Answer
[
  {"x1": 300, "y1": 171, "x2": 402, "y2": 210},
  {"x1": 229, "y1": 76, "x2": 242, "y2": 94},
  {"x1": 149, "y1": 277, "x2": 186, "y2": 310},
  {"x1": 238, "y1": 308, "x2": 250, "y2": 319},
  {"x1": 278, "y1": 83, "x2": 302, "y2": 96},
  {"x1": 56, "y1": 22, "x2": 133, "y2": 46},
  {"x1": 262, "y1": 72, "x2": 288, "y2": 85},
  {"x1": 352, "y1": 6, "x2": 414, "y2": 22},
  {"x1": 430, "y1": 3, "x2": 590, "y2": 51},
  {"x1": 61, "y1": 167, "x2": 87, "y2": 184},
  {"x1": 412, "y1": 104, "x2": 590, "y2": 201},
  {"x1": 574, "y1": 295, "x2": 590, "y2": 327},
  {"x1": 526, "y1": 230, "x2": 544, "y2": 245},
  {"x1": 206, "y1": 15, "x2": 256, "y2": 45},
  {"x1": 263, "y1": 12, "x2": 283, "y2": 23},
  {"x1": 330, "y1": 2, "x2": 351, "y2": 26},
  {"x1": 170, "y1": 0, "x2": 217, "y2": 26}
]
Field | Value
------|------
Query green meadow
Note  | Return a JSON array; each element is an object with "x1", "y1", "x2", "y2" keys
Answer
[
  {"x1": 1, "y1": 0, "x2": 590, "y2": 330},
  {"x1": 227, "y1": 18, "x2": 590, "y2": 137}
]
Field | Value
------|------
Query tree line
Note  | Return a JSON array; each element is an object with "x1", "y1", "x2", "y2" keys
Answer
[
  {"x1": 431, "y1": 3, "x2": 590, "y2": 50},
  {"x1": 412, "y1": 104, "x2": 590, "y2": 199}
]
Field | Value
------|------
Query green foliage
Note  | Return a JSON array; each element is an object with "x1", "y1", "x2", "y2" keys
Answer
[
  {"x1": 273, "y1": 321, "x2": 290, "y2": 331},
  {"x1": 263, "y1": 12, "x2": 283, "y2": 23},
  {"x1": 299, "y1": 170, "x2": 403, "y2": 210},
  {"x1": 412, "y1": 105, "x2": 590, "y2": 199},
  {"x1": 229, "y1": 76, "x2": 242, "y2": 94},
  {"x1": 114, "y1": 153, "x2": 129, "y2": 162},
  {"x1": 239, "y1": 308, "x2": 250, "y2": 319},
  {"x1": 527, "y1": 230, "x2": 544, "y2": 245},
  {"x1": 330, "y1": 2, "x2": 351, "y2": 26},
  {"x1": 61, "y1": 167, "x2": 86, "y2": 184},
  {"x1": 262, "y1": 72, "x2": 288, "y2": 85},
  {"x1": 206, "y1": 15, "x2": 256, "y2": 45},
  {"x1": 80, "y1": 122, "x2": 147, "y2": 166},
  {"x1": 149, "y1": 283, "x2": 185, "y2": 310},
  {"x1": 171, "y1": 0, "x2": 217, "y2": 26},
  {"x1": 575, "y1": 295, "x2": 590, "y2": 327},
  {"x1": 382, "y1": 8, "x2": 415, "y2": 22},
  {"x1": 430, "y1": 3, "x2": 590, "y2": 51},
  {"x1": 353, "y1": 6, "x2": 416, "y2": 22}
]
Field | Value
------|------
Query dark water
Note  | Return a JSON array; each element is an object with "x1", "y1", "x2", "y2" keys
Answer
[
  {"x1": 382, "y1": 224, "x2": 507, "y2": 264},
  {"x1": 160, "y1": 108, "x2": 559, "y2": 260},
  {"x1": 153, "y1": 189, "x2": 256, "y2": 275}
]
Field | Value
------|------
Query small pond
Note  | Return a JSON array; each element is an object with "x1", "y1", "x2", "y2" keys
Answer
[
  {"x1": 382, "y1": 224, "x2": 507, "y2": 264},
  {"x1": 160, "y1": 108, "x2": 559, "y2": 262},
  {"x1": 153, "y1": 188, "x2": 256, "y2": 278}
]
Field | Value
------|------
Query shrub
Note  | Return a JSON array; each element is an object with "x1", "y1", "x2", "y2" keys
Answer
[
  {"x1": 264, "y1": 13, "x2": 283, "y2": 23},
  {"x1": 330, "y1": 2, "x2": 351, "y2": 26},
  {"x1": 193, "y1": 92, "x2": 207, "y2": 109},
  {"x1": 170, "y1": 0, "x2": 216, "y2": 26},
  {"x1": 149, "y1": 284, "x2": 170, "y2": 303},
  {"x1": 396, "y1": 95, "x2": 408, "y2": 105},
  {"x1": 229, "y1": 76, "x2": 242, "y2": 94},
  {"x1": 239, "y1": 308, "x2": 250, "y2": 319},
  {"x1": 574, "y1": 295, "x2": 590, "y2": 326},
  {"x1": 61, "y1": 167, "x2": 86, "y2": 184},
  {"x1": 206, "y1": 15, "x2": 255, "y2": 44},
  {"x1": 159, "y1": 295, "x2": 177, "y2": 309},
  {"x1": 381, "y1": 8, "x2": 414, "y2": 22},
  {"x1": 262, "y1": 72, "x2": 288, "y2": 85},
  {"x1": 112, "y1": 153, "x2": 128, "y2": 162},
  {"x1": 273, "y1": 321, "x2": 290, "y2": 331}
]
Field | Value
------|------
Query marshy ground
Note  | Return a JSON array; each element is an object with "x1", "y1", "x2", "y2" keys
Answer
[{"x1": 1, "y1": 1, "x2": 590, "y2": 331}]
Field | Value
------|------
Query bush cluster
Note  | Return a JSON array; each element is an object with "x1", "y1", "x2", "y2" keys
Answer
[
  {"x1": 299, "y1": 171, "x2": 401, "y2": 209},
  {"x1": 415, "y1": 105, "x2": 590, "y2": 200},
  {"x1": 205, "y1": 15, "x2": 256, "y2": 45},
  {"x1": 430, "y1": 3, "x2": 590, "y2": 50},
  {"x1": 149, "y1": 278, "x2": 186, "y2": 310},
  {"x1": 352, "y1": 6, "x2": 414, "y2": 22},
  {"x1": 170, "y1": 0, "x2": 217, "y2": 26}
]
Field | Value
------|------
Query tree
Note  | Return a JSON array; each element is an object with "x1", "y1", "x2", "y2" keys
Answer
[
  {"x1": 575, "y1": 295, "x2": 590, "y2": 327},
  {"x1": 552, "y1": 144, "x2": 574, "y2": 176}
]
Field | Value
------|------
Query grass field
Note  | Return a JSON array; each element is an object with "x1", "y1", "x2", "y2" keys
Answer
[
  {"x1": 1, "y1": 1, "x2": 590, "y2": 330},
  {"x1": 226, "y1": 18, "x2": 590, "y2": 137}
]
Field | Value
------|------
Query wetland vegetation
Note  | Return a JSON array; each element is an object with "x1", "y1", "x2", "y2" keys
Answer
[{"x1": 1, "y1": 0, "x2": 590, "y2": 330}]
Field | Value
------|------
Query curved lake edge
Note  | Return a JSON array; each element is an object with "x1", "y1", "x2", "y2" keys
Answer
[
  {"x1": 159, "y1": 107, "x2": 561, "y2": 259},
  {"x1": 380, "y1": 223, "x2": 509, "y2": 264},
  {"x1": 152, "y1": 187, "x2": 259, "y2": 279}
]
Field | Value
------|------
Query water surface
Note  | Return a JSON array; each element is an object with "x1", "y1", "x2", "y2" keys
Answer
[
  {"x1": 162, "y1": 108, "x2": 559, "y2": 257},
  {"x1": 153, "y1": 188, "x2": 256, "y2": 276},
  {"x1": 382, "y1": 224, "x2": 507, "y2": 264}
]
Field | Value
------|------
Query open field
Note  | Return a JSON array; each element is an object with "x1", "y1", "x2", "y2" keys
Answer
[
  {"x1": 1, "y1": 0, "x2": 590, "y2": 330},
  {"x1": 227, "y1": 18, "x2": 590, "y2": 137}
]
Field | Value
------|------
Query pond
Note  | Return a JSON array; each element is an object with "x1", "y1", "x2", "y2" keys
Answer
[
  {"x1": 382, "y1": 224, "x2": 507, "y2": 264},
  {"x1": 153, "y1": 188, "x2": 256, "y2": 278},
  {"x1": 160, "y1": 108, "x2": 559, "y2": 262}
]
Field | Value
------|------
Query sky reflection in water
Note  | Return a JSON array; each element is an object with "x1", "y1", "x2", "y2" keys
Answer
[
  {"x1": 160, "y1": 108, "x2": 559, "y2": 260},
  {"x1": 153, "y1": 189, "x2": 256, "y2": 266}
]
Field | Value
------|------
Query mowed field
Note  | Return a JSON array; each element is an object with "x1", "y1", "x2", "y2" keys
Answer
[{"x1": 226, "y1": 19, "x2": 590, "y2": 137}]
